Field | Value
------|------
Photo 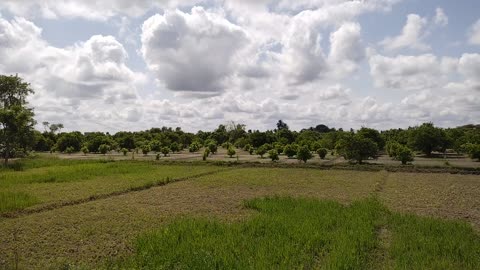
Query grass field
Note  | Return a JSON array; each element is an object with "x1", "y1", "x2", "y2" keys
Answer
[{"x1": 1, "y1": 157, "x2": 479, "y2": 269}]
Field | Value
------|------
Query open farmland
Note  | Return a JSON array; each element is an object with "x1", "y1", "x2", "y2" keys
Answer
[{"x1": 1, "y1": 157, "x2": 479, "y2": 269}]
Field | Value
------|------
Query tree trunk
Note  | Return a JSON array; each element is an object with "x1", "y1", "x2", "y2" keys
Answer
[{"x1": 4, "y1": 143, "x2": 9, "y2": 165}]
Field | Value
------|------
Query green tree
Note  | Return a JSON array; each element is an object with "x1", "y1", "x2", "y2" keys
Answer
[
  {"x1": 65, "y1": 146, "x2": 75, "y2": 154},
  {"x1": 336, "y1": 134, "x2": 378, "y2": 164},
  {"x1": 161, "y1": 146, "x2": 170, "y2": 157},
  {"x1": 142, "y1": 144, "x2": 151, "y2": 155},
  {"x1": 256, "y1": 144, "x2": 268, "y2": 158},
  {"x1": 409, "y1": 123, "x2": 449, "y2": 157},
  {"x1": 98, "y1": 144, "x2": 109, "y2": 155},
  {"x1": 297, "y1": 145, "x2": 313, "y2": 163},
  {"x1": 81, "y1": 146, "x2": 89, "y2": 155},
  {"x1": 189, "y1": 142, "x2": 200, "y2": 153},
  {"x1": 121, "y1": 148, "x2": 128, "y2": 156},
  {"x1": 227, "y1": 147, "x2": 236, "y2": 158},
  {"x1": 268, "y1": 149, "x2": 279, "y2": 162},
  {"x1": 208, "y1": 143, "x2": 218, "y2": 154},
  {"x1": 462, "y1": 143, "x2": 480, "y2": 161},
  {"x1": 0, "y1": 75, "x2": 36, "y2": 165},
  {"x1": 397, "y1": 145, "x2": 414, "y2": 165},
  {"x1": 170, "y1": 142, "x2": 180, "y2": 153},
  {"x1": 283, "y1": 144, "x2": 298, "y2": 158},
  {"x1": 357, "y1": 127, "x2": 385, "y2": 150},
  {"x1": 317, "y1": 148, "x2": 328, "y2": 159},
  {"x1": 56, "y1": 132, "x2": 83, "y2": 152}
]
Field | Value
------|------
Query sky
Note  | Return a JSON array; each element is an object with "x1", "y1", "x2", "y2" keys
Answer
[{"x1": 0, "y1": 0, "x2": 479, "y2": 132}]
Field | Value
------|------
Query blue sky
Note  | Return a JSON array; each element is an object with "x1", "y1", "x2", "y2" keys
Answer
[{"x1": 0, "y1": 0, "x2": 478, "y2": 132}]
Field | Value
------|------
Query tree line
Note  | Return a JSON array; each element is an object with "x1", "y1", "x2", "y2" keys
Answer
[{"x1": 1, "y1": 75, "x2": 480, "y2": 165}]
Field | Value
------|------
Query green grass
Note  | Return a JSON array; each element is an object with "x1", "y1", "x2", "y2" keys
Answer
[
  {"x1": 0, "y1": 192, "x2": 39, "y2": 213},
  {"x1": 113, "y1": 197, "x2": 480, "y2": 270},
  {"x1": 0, "y1": 156, "x2": 219, "y2": 213},
  {"x1": 389, "y1": 213, "x2": 480, "y2": 269},
  {"x1": 115, "y1": 197, "x2": 383, "y2": 269}
]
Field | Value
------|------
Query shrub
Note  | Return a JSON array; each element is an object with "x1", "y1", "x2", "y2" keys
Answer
[
  {"x1": 268, "y1": 149, "x2": 279, "y2": 162},
  {"x1": 222, "y1": 142, "x2": 232, "y2": 149},
  {"x1": 227, "y1": 147, "x2": 236, "y2": 158},
  {"x1": 150, "y1": 140, "x2": 162, "y2": 153},
  {"x1": 283, "y1": 144, "x2": 298, "y2": 158},
  {"x1": 170, "y1": 142, "x2": 180, "y2": 153},
  {"x1": 98, "y1": 144, "x2": 109, "y2": 155},
  {"x1": 189, "y1": 142, "x2": 200, "y2": 153},
  {"x1": 386, "y1": 141, "x2": 402, "y2": 158},
  {"x1": 462, "y1": 143, "x2": 480, "y2": 161},
  {"x1": 317, "y1": 148, "x2": 328, "y2": 159},
  {"x1": 273, "y1": 143, "x2": 284, "y2": 154},
  {"x1": 244, "y1": 144, "x2": 252, "y2": 152},
  {"x1": 142, "y1": 145, "x2": 151, "y2": 155},
  {"x1": 336, "y1": 135, "x2": 378, "y2": 164},
  {"x1": 397, "y1": 145, "x2": 414, "y2": 165},
  {"x1": 161, "y1": 147, "x2": 170, "y2": 157},
  {"x1": 121, "y1": 148, "x2": 128, "y2": 156},
  {"x1": 297, "y1": 145, "x2": 313, "y2": 163},
  {"x1": 65, "y1": 146, "x2": 75, "y2": 154},
  {"x1": 256, "y1": 145, "x2": 268, "y2": 158},
  {"x1": 208, "y1": 143, "x2": 218, "y2": 154},
  {"x1": 204, "y1": 148, "x2": 211, "y2": 157},
  {"x1": 81, "y1": 146, "x2": 89, "y2": 155}
]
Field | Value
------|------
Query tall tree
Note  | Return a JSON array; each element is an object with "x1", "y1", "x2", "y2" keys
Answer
[{"x1": 0, "y1": 75, "x2": 36, "y2": 165}]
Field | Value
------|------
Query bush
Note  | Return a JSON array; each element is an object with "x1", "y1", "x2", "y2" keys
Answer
[
  {"x1": 121, "y1": 148, "x2": 128, "y2": 156},
  {"x1": 81, "y1": 146, "x2": 89, "y2": 155},
  {"x1": 222, "y1": 142, "x2": 232, "y2": 149},
  {"x1": 65, "y1": 146, "x2": 75, "y2": 154},
  {"x1": 283, "y1": 144, "x2": 298, "y2": 158},
  {"x1": 161, "y1": 147, "x2": 170, "y2": 157},
  {"x1": 208, "y1": 143, "x2": 218, "y2": 154},
  {"x1": 244, "y1": 144, "x2": 252, "y2": 152},
  {"x1": 268, "y1": 149, "x2": 279, "y2": 162},
  {"x1": 98, "y1": 144, "x2": 109, "y2": 155},
  {"x1": 189, "y1": 142, "x2": 200, "y2": 153},
  {"x1": 156, "y1": 154, "x2": 160, "y2": 160},
  {"x1": 386, "y1": 141, "x2": 402, "y2": 158},
  {"x1": 142, "y1": 145, "x2": 151, "y2": 155},
  {"x1": 256, "y1": 145, "x2": 268, "y2": 158},
  {"x1": 297, "y1": 145, "x2": 313, "y2": 163},
  {"x1": 462, "y1": 143, "x2": 480, "y2": 161},
  {"x1": 336, "y1": 134, "x2": 378, "y2": 164},
  {"x1": 397, "y1": 145, "x2": 414, "y2": 165},
  {"x1": 227, "y1": 147, "x2": 236, "y2": 158},
  {"x1": 273, "y1": 143, "x2": 284, "y2": 154},
  {"x1": 170, "y1": 142, "x2": 180, "y2": 153},
  {"x1": 316, "y1": 148, "x2": 328, "y2": 159}
]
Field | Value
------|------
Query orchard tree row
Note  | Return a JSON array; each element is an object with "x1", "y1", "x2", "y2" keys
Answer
[{"x1": 2, "y1": 75, "x2": 480, "y2": 165}]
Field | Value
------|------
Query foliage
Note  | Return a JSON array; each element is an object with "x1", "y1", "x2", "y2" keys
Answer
[
  {"x1": 227, "y1": 147, "x2": 236, "y2": 158},
  {"x1": 357, "y1": 127, "x2": 385, "y2": 150},
  {"x1": 462, "y1": 143, "x2": 480, "y2": 161},
  {"x1": 98, "y1": 144, "x2": 109, "y2": 155},
  {"x1": 283, "y1": 144, "x2": 298, "y2": 158},
  {"x1": 65, "y1": 146, "x2": 75, "y2": 154},
  {"x1": 408, "y1": 123, "x2": 450, "y2": 156},
  {"x1": 189, "y1": 142, "x2": 201, "y2": 153},
  {"x1": 336, "y1": 134, "x2": 378, "y2": 164},
  {"x1": 0, "y1": 75, "x2": 36, "y2": 164},
  {"x1": 150, "y1": 140, "x2": 162, "y2": 153},
  {"x1": 268, "y1": 149, "x2": 279, "y2": 162},
  {"x1": 121, "y1": 148, "x2": 128, "y2": 156},
  {"x1": 396, "y1": 145, "x2": 415, "y2": 165},
  {"x1": 81, "y1": 146, "x2": 89, "y2": 155},
  {"x1": 142, "y1": 144, "x2": 151, "y2": 155},
  {"x1": 208, "y1": 143, "x2": 218, "y2": 154},
  {"x1": 256, "y1": 144, "x2": 268, "y2": 158},
  {"x1": 317, "y1": 148, "x2": 328, "y2": 159},
  {"x1": 297, "y1": 145, "x2": 313, "y2": 163},
  {"x1": 170, "y1": 142, "x2": 180, "y2": 153},
  {"x1": 161, "y1": 146, "x2": 170, "y2": 157},
  {"x1": 56, "y1": 132, "x2": 83, "y2": 152}
]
